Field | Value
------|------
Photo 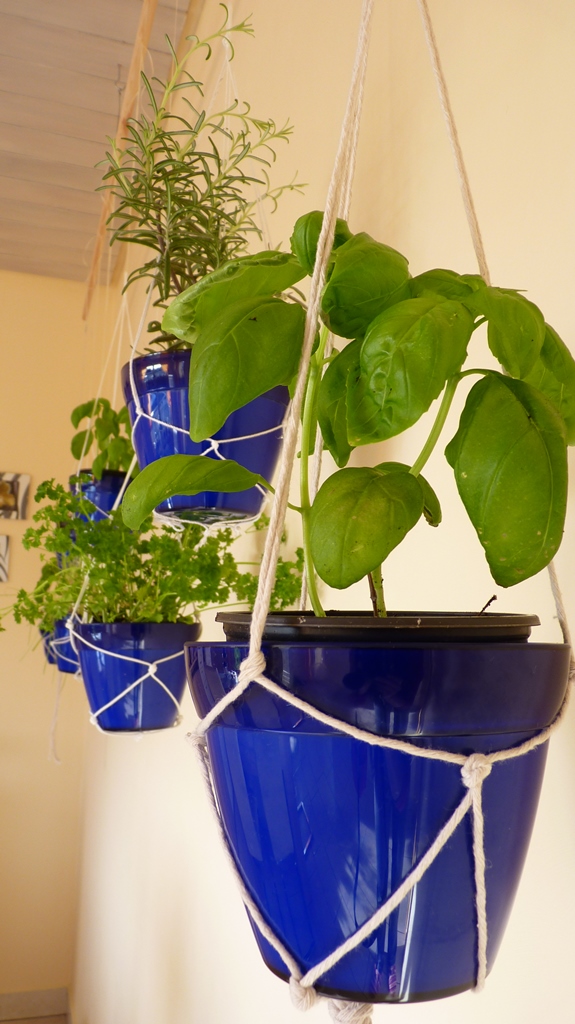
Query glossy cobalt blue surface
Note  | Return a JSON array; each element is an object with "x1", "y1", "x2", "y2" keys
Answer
[
  {"x1": 51, "y1": 618, "x2": 79, "y2": 673},
  {"x1": 70, "y1": 470, "x2": 127, "y2": 521},
  {"x1": 186, "y1": 638, "x2": 570, "y2": 1003},
  {"x1": 121, "y1": 351, "x2": 289, "y2": 520},
  {"x1": 77, "y1": 621, "x2": 200, "y2": 731}
]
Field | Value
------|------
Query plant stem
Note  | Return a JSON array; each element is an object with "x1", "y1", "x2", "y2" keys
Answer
[
  {"x1": 368, "y1": 566, "x2": 386, "y2": 617},
  {"x1": 409, "y1": 375, "x2": 459, "y2": 478},
  {"x1": 300, "y1": 325, "x2": 330, "y2": 617}
]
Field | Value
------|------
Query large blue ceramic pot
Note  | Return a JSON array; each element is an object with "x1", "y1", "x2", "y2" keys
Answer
[
  {"x1": 121, "y1": 351, "x2": 289, "y2": 521},
  {"x1": 76, "y1": 621, "x2": 200, "y2": 731},
  {"x1": 70, "y1": 469, "x2": 127, "y2": 521},
  {"x1": 185, "y1": 611, "x2": 570, "y2": 1004},
  {"x1": 50, "y1": 618, "x2": 79, "y2": 674}
]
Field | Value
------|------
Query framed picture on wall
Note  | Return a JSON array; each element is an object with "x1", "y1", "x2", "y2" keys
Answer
[
  {"x1": 0, "y1": 472, "x2": 31, "y2": 519},
  {"x1": 0, "y1": 535, "x2": 9, "y2": 582}
]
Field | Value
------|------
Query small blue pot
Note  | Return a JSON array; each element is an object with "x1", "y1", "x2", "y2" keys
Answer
[
  {"x1": 121, "y1": 351, "x2": 289, "y2": 521},
  {"x1": 76, "y1": 621, "x2": 200, "y2": 731},
  {"x1": 50, "y1": 618, "x2": 80, "y2": 673},
  {"x1": 40, "y1": 629, "x2": 57, "y2": 666},
  {"x1": 70, "y1": 469, "x2": 127, "y2": 521},
  {"x1": 185, "y1": 613, "x2": 569, "y2": 1004}
]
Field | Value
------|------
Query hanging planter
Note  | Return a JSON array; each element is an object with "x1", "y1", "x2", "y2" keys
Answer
[
  {"x1": 186, "y1": 611, "x2": 570, "y2": 1002},
  {"x1": 70, "y1": 469, "x2": 127, "y2": 521},
  {"x1": 122, "y1": 351, "x2": 290, "y2": 522},
  {"x1": 75, "y1": 621, "x2": 200, "y2": 731},
  {"x1": 118, "y1": 4, "x2": 575, "y2": 1017},
  {"x1": 50, "y1": 618, "x2": 79, "y2": 674}
]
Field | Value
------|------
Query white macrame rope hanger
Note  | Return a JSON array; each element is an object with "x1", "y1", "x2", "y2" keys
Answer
[{"x1": 189, "y1": 1, "x2": 574, "y2": 1020}]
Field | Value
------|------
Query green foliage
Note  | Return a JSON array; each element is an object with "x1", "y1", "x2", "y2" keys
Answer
[
  {"x1": 289, "y1": 210, "x2": 352, "y2": 276},
  {"x1": 2, "y1": 480, "x2": 302, "y2": 633},
  {"x1": 101, "y1": 7, "x2": 303, "y2": 350},
  {"x1": 188, "y1": 296, "x2": 305, "y2": 440},
  {"x1": 345, "y1": 297, "x2": 473, "y2": 444},
  {"x1": 445, "y1": 373, "x2": 567, "y2": 586},
  {"x1": 70, "y1": 398, "x2": 137, "y2": 478},
  {"x1": 124, "y1": 209, "x2": 575, "y2": 608},
  {"x1": 320, "y1": 233, "x2": 411, "y2": 339},
  {"x1": 162, "y1": 250, "x2": 306, "y2": 344},
  {"x1": 309, "y1": 466, "x2": 424, "y2": 589},
  {"x1": 121, "y1": 455, "x2": 267, "y2": 530}
]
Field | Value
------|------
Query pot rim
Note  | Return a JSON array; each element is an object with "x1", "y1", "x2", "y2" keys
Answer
[{"x1": 216, "y1": 610, "x2": 542, "y2": 643}]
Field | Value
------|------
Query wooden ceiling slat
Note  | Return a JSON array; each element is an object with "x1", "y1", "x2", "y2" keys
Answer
[
  {"x1": 0, "y1": 56, "x2": 123, "y2": 116},
  {"x1": 0, "y1": 220, "x2": 96, "y2": 253},
  {"x1": 0, "y1": 13, "x2": 179, "y2": 84},
  {"x1": 0, "y1": 1, "x2": 184, "y2": 46},
  {"x1": 0, "y1": 0, "x2": 191, "y2": 283},
  {"x1": 0, "y1": 253, "x2": 93, "y2": 282},
  {"x1": 0, "y1": 152, "x2": 103, "y2": 193},
  {"x1": 0, "y1": 90, "x2": 117, "y2": 145},
  {"x1": 0, "y1": 197, "x2": 100, "y2": 233},
  {"x1": 0, "y1": 122, "x2": 108, "y2": 169},
  {"x1": 0, "y1": 176, "x2": 102, "y2": 215}
]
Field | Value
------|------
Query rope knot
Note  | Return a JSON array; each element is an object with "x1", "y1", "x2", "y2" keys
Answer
[
  {"x1": 461, "y1": 753, "x2": 492, "y2": 790},
  {"x1": 238, "y1": 650, "x2": 267, "y2": 686},
  {"x1": 147, "y1": 662, "x2": 159, "y2": 676},
  {"x1": 289, "y1": 977, "x2": 319, "y2": 1012},
  {"x1": 328, "y1": 1000, "x2": 373, "y2": 1024}
]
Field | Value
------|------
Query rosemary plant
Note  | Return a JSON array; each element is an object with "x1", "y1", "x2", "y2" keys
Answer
[{"x1": 102, "y1": 6, "x2": 302, "y2": 350}]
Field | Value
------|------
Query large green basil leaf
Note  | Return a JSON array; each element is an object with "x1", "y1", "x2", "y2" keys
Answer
[
  {"x1": 445, "y1": 373, "x2": 567, "y2": 586},
  {"x1": 374, "y1": 461, "x2": 442, "y2": 526},
  {"x1": 162, "y1": 251, "x2": 306, "y2": 343},
  {"x1": 466, "y1": 286, "x2": 545, "y2": 378},
  {"x1": 309, "y1": 466, "x2": 424, "y2": 588},
  {"x1": 121, "y1": 456, "x2": 265, "y2": 529},
  {"x1": 317, "y1": 340, "x2": 361, "y2": 467},
  {"x1": 523, "y1": 323, "x2": 575, "y2": 444},
  {"x1": 409, "y1": 268, "x2": 479, "y2": 302},
  {"x1": 347, "y1": 297, "x2": 473, "y2": 444},
  {"x1": 290, "y1": 210, "x2": 353, "y2": 276},
  {"x1": 320, "y1": 233, "x2": 411, "y2": 339},
  {"x1": 188, "y1": 296, "x2": 305, "y2": 441}
]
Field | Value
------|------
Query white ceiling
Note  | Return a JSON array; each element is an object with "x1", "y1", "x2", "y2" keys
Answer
[{"x1": 0, "y1": 0, "x2": 188, "y2": 282}]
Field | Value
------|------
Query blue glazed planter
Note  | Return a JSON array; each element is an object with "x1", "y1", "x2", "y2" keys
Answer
[
  {"x1": 76, "y1": 621, "x2": 200, "y2": 731},
  {"x1": 121, "y1": 351, "x2": 289, "y2": 521},
  {"x1": 40, "y1": 629, "x2": 57, "y2": 666},
  {"x1": 70, "y1": 469, "x2": 127, "y2": 521},
  {"x1": 185, "y1": 614, "x2": 570, "y2": 1004},
  {"x1": 51, "y1": 618, "x2": 80, "y2": 673}
]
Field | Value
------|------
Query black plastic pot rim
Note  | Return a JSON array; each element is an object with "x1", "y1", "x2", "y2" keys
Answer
[{"x1": 216, "y1": 610, "x2": 542, "y2": 644}]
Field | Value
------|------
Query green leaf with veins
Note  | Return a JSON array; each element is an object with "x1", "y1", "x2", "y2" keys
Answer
[
  {"x1": 374, "y1": 462, "x2": 442, "y2": 526},
  {"x1": 523, "y1": 323, "x2": 575, "y2": 444},
  {"x1": 121, "y1": 455, "x2": 267, "y2": 530},
  {"x1": 309, "y1": 466, "x2": 424, "y2": 588},
  {"x1": 188, "y1": 296, "x2": 305, "y2": 440},
  {"x1": 289, "y1": 210, "x2": 352, "y2": 276},
  {"x1": 321, "y1": 233, "x2": 411, "y2": 339},
  {"x1": 347, "y1": 297, "x2": 473, "y2": 444},
  {"x1": 162, "y1": 251, "x2": 306, "y2": 343},
  {"x1": 317, "y1": 340, "x2": 361, "y2": 467},
  {"x1": 409, "y1": 268, "x2": 478, "y2": 302},
  {"x1": 465, "y1": 286, "x2": 545, "y2": 378},
  {"x1": 445, "y1": 372, "x2": 567, "y2": 586}
]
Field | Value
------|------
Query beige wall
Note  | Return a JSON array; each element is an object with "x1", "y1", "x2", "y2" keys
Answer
[
  {"x1": 70, "y1": 1, "x2": 575, "y2": 1022},
  {"x1": 0, "y1": 269, "x2": 123, "y2": 991}
]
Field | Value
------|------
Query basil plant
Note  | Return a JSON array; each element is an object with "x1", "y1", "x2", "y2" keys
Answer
[{"x1": 122, "y1": 210, "x2": 575, "y2": 616}]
